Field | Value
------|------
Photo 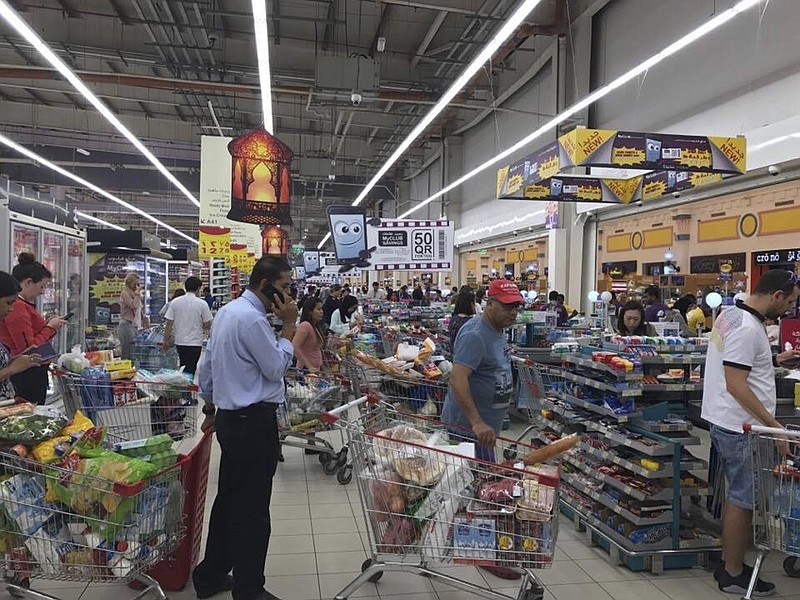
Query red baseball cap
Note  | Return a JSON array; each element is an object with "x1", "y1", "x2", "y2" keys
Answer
[{"x1": 487, "y1": 279, "x2": 524, "y2": 304}]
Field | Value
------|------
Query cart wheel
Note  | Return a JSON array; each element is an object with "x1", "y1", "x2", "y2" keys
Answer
[
  {"x1": 522, "y1": 584, "x2": 544, "y2": 600},
  {"x1": 503, "y1": 444, "x2": 518, "y2": 461},
  {"x1": 319, "y1": 451, "x2": 335, "y2": 465},
  {"x1": 361, "y1": 559, "x2": 383, "y2": 583},
  {"x1": 784, "y1": 556, "x2": 800, "y2": 578},
  {"x1": 337, "y1": 464, "x2": 353, "y2": 485},
  {"x1": 322, "y1": 455, "x2": 339, "y2": 475},
  {"x1": 335, "y1": 448, "x2": 349, "y2": 468},
  {"x1": 7, "y1": 577, "x2": 30, "y2": 599}
]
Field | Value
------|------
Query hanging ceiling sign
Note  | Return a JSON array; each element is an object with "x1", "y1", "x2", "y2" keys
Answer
[
  {"x1": 366, "y1": 219, "x2": 455, "y2": 271},
  {"x1": 496, "y1": 128, "x2": 746, "y2": 205}
]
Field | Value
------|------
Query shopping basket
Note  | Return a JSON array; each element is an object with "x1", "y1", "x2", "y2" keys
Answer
[
  {"x1": 131, "y1": 327, "x2": 179, "y2": 372},
  {"x1": 742, "y1": 423, "x2": 800, "y2": 599},
  {"x1": 280, "y1": 368, "x2": 353, "y2": 479},
  {"x1": 321, "y1": 395, "x2": 565, "y2": 600},
  {"x1": 52, "y1": 368, "x2": 198, "y2": 443},
  {"x1": 0, "y1": 434, "x2": 201, "y2": 599}
]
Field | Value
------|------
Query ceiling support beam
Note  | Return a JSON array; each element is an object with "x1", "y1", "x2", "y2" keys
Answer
[
  {"x1": 272, "y1": 0, "x2": 281, "y2": 44},
  {"x1": 378, "y1": 0, "x2": 503, "y2": 19},
  {"x1": 106, "y1": 0, "x2": 133, "y2": 24},
  {"x1": 369, "y1": 4, "x2": 392, "y2": 58},
  {"x1": 410, "y1": 10, "x2": 447, "y2": 70},
  {"x1": 55, "y1": 0, "x2": 79, "y2": 17},
  {"x1": 322, "y1": 0, "x2": 337, "y2": 51}
]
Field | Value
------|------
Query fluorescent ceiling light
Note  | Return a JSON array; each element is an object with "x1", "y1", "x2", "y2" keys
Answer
[
  {"x1": 392, "y1": 0, "x2": 762, "y2": 220},
  {"x1": 749, "y1": 132, "x2": 800, "y2": 152},
  {"x1": 75, "y1": 210, "x2": 125, "y2": 231},
  {"x1": 318, "y1": 0, "x2": 544, "y2": 249},
  {"x1": 0, "y1": 0, "x2": 200, "y2": 208},
  {"x1": 0, "y1": 133, "x2": 198, "y2": 245},
  {"x1": 76, "y1": 148, "x2": 91, "y2": 156},
  {"x1": 251, "y1": 0, "x2": 274, "y2": 133}
]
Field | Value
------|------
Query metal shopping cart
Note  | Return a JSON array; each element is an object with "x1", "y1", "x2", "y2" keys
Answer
[
  {"x1": 51, "y1": 368, "x2": 198, "y2": 443},
  {"x1": 742, "y1": 423, "x2": 800, "y2": 599},
  {"x1": 131, "y1": 327, "x2": 179, "y2": 371},
  {"x1": 322, "y1": 395, "x2": 563, "y2": 600},
  {"x1": 510, "y1": 358, "x2": 567, "y2": 459},
  {"x1": 0, "y1": 428, "x2": 213, "y2": 600},
  {"x1": 280, "y1": 368, "x2": 354, "y2": 480}
]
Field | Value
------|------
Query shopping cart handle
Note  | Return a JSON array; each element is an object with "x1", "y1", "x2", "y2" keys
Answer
[
  {"x1": 320, "y1": 395, "x2": 372, "y2": 424},
  {"x1": 742, "y1": 423, "x2": 800, "y2": 437}
]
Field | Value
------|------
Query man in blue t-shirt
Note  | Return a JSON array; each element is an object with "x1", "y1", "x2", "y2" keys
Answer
[{"x1": 440, "y1": 278, "x2": 524, "y2": 580}]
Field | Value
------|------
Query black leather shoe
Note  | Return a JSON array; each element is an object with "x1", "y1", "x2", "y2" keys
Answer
[{"x1": 194, "y1": 574, "x2": 233, "y2": 599}]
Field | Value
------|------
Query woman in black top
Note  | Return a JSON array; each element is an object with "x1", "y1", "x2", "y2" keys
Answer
[
  {"x1": 616, "y1": 300, "x2": 658, "y2": 336},
  {"x1": 448, "y1": 291, "x2": 476, "y2": 347}
]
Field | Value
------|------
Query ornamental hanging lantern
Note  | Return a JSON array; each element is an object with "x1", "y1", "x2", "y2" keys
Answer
[
  {"x1": 262, "y1": 225, "x2": 289, "y2": 257},
  {"x1": 227, "y1": 126, "x2": 294, "y2": 225}
]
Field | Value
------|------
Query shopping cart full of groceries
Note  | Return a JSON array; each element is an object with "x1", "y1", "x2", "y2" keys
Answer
[
  {"x1": 0, "y1": 394, "x2": 213, "y2": 600},
  {"x1": 320, "y1": 395, "x2": 579, "y2": 600},
  {"x1": 742, "y1": 423, "x2": 800, "y2": 600}
]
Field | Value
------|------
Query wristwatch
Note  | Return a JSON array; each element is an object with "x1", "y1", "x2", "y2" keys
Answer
[{"x1": 202, "y1": 404, "x2": 216, "y2": 416}]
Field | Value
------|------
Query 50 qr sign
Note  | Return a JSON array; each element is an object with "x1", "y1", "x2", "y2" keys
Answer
[
  {"x1": 412, "y1": 229, "x2": 435, "y2": 260},
  {"x1": 366, "y1": 219, "x2": 454, "y2": 271}
]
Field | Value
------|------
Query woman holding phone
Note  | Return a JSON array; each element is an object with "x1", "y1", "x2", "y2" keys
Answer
[
  {"x1": 0, "y1": 254, "x2": 66, "y2": 404},
  {"x1": 118, "y1": 273, "x2": 149, "y2": 360},
  {"x1": 0, "y1": 270, "x2": 42, "y2": 399}
]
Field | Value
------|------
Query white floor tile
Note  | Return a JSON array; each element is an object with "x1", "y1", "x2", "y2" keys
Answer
[
  {"x1": 272, "y1": 518, "x2": 314, "y2": 536},
  {"x1": 574, "y1": 558, "x2": 646, "y2": 582},
  {"x1": 269, "y1": 533, "x2": 316, "y2": 554},
  {"x1": 311, "y1": 516, "x2": 361, "y2": 535},
  {"x1": 271, "y1": 491, "x2": 312, "y2": 506},
  {"x1": 316, "y1": 550, "x2": 370, "y2": 574},
  {"x1": 314, "y1": 531, "x2": 368, "y2": 553},
  {"x1": 272, "y1": 503, "x2": 313, "y2": 520},
  {"x1": 536, "y1": 560, "x2": 594, "y2": 585},
  {"x1": 369, "y1": 571, "x2": 437, "y2": 596},
  {"x1": 599, "y1": 580, "x2": 673, "y2": 600},
  {"x1": 310, "y1": 502, "x2": 360, "y2": 519},
  {"x1": 265, "y1": 573, "x2": 320, "y2": 599},
  {"x1": 427, "y1": 565, "x2": 487, "y2": 593},
  {"x1": 651, "y1": 576, "x2": 730, "y2": 600},
  {"x1": 556, "y1": 540, "x2": 609, "y2": 561},
  {"x1": 548, "y1": 582, "x2": 614, "y2": 600},
  {"x1": 265, "y1": 552, "x2": 319, "y2": 576}
]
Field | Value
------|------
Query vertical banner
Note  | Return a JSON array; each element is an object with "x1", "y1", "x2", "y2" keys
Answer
[
  {"x1": 719, "y1": 259, "x2": 733, "y2": 281},
  {"x1": 199, "y1": 136, "x2": 262, "y2": 254},
  {"x1": 229, "y1": 243, "x2": 248, "y2": 270}
]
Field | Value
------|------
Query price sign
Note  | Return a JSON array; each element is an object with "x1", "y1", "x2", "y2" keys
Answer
[{"x1": 199, "y1": 226, "x2": 231, "y2": 260}]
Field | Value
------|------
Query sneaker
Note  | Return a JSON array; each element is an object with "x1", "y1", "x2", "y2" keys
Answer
[{"x1": 716, "y1": 565, "x2": 776, "y2": 597}]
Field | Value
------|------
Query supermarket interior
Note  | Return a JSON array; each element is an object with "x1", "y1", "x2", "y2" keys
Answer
[{"x1": 3, "y1": 0, "x2": 800, "y2": 600}]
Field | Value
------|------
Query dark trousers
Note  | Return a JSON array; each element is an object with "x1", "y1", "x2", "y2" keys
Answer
[
  {"x1": 194, "y1": 403, "x2": 280, "y2": 600},
  {"x1": 176, "y1": 345, "x2": 202, "y2": 375},
  {"x1": 11, "y1": 365, "x2": 49, "y2": 405}
]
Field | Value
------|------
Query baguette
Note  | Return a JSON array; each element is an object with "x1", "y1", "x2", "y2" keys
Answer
[
  {"x1": 0, "y1": 402, "x2": 35, "y2": 420},
  {"x1": 521, "y1": 433, "x2": 579, "y2": 466}
]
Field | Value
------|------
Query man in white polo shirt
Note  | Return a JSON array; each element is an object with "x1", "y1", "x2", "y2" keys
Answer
[
  {"x1": 163, "y1": 276, "x2": 213, "y2": 375},
  {"x1": 702, "y1": 269, "x2": 800, "y2": 596}
]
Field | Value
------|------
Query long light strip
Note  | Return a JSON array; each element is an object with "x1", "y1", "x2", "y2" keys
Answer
[
  {"x1": 318, "y1": 0, "x2": 545, "y2": 249},
  {"x1": 0, "y1": 0, "x2": 201, "y2": 208},
  {"x1": 392, "y1": 0, "x2": 762, "y2": 220},
  {"x1": 0, "y1": 133, "x2": 198, "y2": 245},
  {"x1": 251, "y1": 0, "x2": 274, "y2": 133},
  {"x1": 75, "y1": 210, "x2": 125, "y2": 231}
]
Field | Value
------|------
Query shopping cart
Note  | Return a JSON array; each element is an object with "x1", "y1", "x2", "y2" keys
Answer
[
  {"x1": 510, "y1": 358, "x2": 567, "y2": 459},
  {"x1": 0, "y1": 430, "x2": 212, "y2": 600},
  {"x1": 280, "y1": 368, "x2": 354, "y2": 480},
  {"x1": 322, "y1": 395, "x2": 563, "y2": 600},
  {"x1": 131, "y1": 327, "x2": 179, "y2": 371},
  {"x1": 742, "y1": 423, "x2": 800, "y2": 599},
  {"x1": 51, "y1": 368, "x2": 199, "y2": 443}
]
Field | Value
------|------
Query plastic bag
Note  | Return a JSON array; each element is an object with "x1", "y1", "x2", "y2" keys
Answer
[{"x1": 58, "y1": 345, "x2": 90, "y2": 374}]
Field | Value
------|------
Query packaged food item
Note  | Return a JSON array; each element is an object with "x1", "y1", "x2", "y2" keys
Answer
[
  {"x1": 369, "y1": 470, "x2": 405, "y2": 521},
  {"x1": 0, "y1": 402, "x2": 35, "y2": 420},
  {"x1": 112, "y1": 434, "x2": 173, "y2": 458},
  {"x1": 32, "y1": 411, "x2": 96, "y2": 463},
  {"x1": 0, "y1": 413, "x2": 68, "y2": 443},
  {"x1": 103, "y1": 359, "x2": 133, "y2": 372},
  {"x1": 0, "y1": 474, "x2": 54, "y2": 535}
]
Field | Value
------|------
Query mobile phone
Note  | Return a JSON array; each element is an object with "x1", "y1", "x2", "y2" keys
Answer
[
  {"x1": 263, "y1": 282, "x2": 285, "y2": 304},
  {"x1": 63, "y1": 312, "x2": 74, "y2": 321},
  {"x1": 326, "y1": 205, "x2": 367, "y2": 263}
]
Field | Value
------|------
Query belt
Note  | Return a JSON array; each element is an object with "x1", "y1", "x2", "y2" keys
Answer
[{"x1": 218, "y1": 401, "x2": 280, "y2": 414}]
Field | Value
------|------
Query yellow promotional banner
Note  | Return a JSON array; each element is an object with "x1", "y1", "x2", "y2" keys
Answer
[
  {"x1": 229, "y1": 243, "x2": 248, "y2": 269},
  {"x1": 199, "y1": 226, "x2": 231, "y2": 260},
  {"x1": 559, "y1": 128, "x2": 617, "y2": 166}
]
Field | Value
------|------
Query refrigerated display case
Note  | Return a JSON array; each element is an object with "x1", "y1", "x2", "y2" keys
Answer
[
  {"x1": 146, "y1": 256, "x2": 168, "y2": 324},
  {"x1": 2, "y1": 208, "x2": 88, "y2": 356}
]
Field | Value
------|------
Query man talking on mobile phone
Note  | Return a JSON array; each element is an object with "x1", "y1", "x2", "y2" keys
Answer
[{"x1": 192, "y1": 256, "x2": 298, "y2": 600}]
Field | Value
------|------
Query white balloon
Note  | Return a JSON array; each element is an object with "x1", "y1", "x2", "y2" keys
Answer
[
  {"x1": 706, "y1": 292, "x2": 723, "y2": 309},
  {"x1": 529, "y1": 290, "x2": 538, "y2": 300},
  {"x1": 588, "y1": 290, "x2": 599, "y2": 302},
  {"x1": 600, "y1": 291, "x2": 613, "y2": 302}
]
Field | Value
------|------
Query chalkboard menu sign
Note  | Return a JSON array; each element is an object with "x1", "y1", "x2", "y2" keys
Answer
[
  {"x1": 752, "y1": 248, "x2": 800, "y2": 265},
  {"x1": 690, "y1": 253, "x2": 746, "y2": 274},
  {"x1": 601, "y1": 260, "x2": 637, "y2": 276}
]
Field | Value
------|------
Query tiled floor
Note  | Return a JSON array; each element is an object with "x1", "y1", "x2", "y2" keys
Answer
[{"x1": 8, "y1": 428, "x2": 800, "y2": 600}]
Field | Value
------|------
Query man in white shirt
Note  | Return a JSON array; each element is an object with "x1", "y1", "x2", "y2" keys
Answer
[
  {"x1": 369, "y1": 281, "x2": 386, "y2": 300},
  {"x1": 162, "y1": 275, "x2": 213, "y2": 375},
  {"x1": 701, "y1": 269, "x2": 800, "y2": 597}
]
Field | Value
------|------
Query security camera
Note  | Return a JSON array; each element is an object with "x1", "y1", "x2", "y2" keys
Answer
[
  {"x1": 512, "y1": 230, "x2": 519, "y2": 236},
  {"x1": 672, "y1": 191, "x2": 681, "y2": 199},
  {"x1": 768, "y1": 165, "x2": 782, "y2": 176},
  {"x1": 351, "y1": 91, "x2": 363, "y2": 106},
  {"x1": 636, "y1": 200, "x2": 643, "y2": 207}
]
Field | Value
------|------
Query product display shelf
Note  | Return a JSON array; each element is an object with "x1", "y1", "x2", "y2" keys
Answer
[
  {"x1": 560, "y1": 371, "x2": 643, "y2": 396},
  {"x1": 553, "y1": 391, "x2": 643, "y2": 422},
  {"x1": 560, "y1": 472, "x2": 674, "y2": 526},
  {"x1": 558, "y1": 353, "x2": 644, "y2": 380}
]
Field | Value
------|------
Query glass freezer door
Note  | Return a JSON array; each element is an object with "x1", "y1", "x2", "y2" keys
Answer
[
  {"x1": 41, "y1": 231, "x2": 65, "y2": 351},
  {"x1": 66, "y1": 236, "x2": 85, "y2": 352},
  {"x1": 11, "y1": 222, "x2": 39, "y2": 267}
]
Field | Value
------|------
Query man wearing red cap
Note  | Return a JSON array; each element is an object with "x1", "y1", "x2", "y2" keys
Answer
[{"x1": 441, "y1": 278, "x2": 524, "y2": 579}]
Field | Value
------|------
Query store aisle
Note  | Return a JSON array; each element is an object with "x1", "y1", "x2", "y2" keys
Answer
[{"x1": 20, "y1": 433, "x2": 800, "y2": 600}]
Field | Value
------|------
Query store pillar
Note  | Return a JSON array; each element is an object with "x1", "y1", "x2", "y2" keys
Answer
[{"x1": 548, "y1": 228, "x2": 568, "y2": 295}]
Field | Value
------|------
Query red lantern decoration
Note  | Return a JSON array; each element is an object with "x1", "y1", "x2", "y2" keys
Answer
[
  {"x1": 262, "y1": 226, "x2": 289, "y2": 257},
  {"x1": 227, "y1": 127, "x2": 294, "y2": 225}
]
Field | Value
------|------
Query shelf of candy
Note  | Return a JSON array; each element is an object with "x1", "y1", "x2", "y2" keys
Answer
[{"x1": 603, "y1": 335, "x2": 707, "y2": 354}]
